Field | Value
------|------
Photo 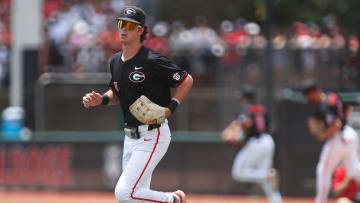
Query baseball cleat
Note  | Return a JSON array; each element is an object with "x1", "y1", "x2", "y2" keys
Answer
[
  {"x1": 173, "y1": 190, "x2": 186, "y2": 203},
  {"x1": 267, "y1": 168, "x2": 280, "y2": 192}
]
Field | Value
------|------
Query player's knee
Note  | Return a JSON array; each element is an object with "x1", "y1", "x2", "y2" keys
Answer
[
  {"x1": 264, "y1": 135, "x2": 275, "y2": 149},
  {"x1": 260, "y1": 135, "x2": 275, "y2": 155},
  {"x1": 316, "y1": 164, "x2": 331, "y2": 185},
  {"x1": 316, "y1": 163, "x2": 325, "y2": 176},
  {"x1": 232, "y1": 166, "x2": 243, "y2": 181},
  {"x1": 114, "y1": 185, "x2": 131, "y2": 202},
  {"x1": 232, "y1": 167, "x2": 239, "y2": 180}
]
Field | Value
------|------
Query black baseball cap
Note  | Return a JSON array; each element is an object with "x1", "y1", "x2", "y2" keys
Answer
[
  {"x1": 117, "y1": 6, "x2": 146, "y2": 26},
  {"x1": 237, "y1": 84, "x2": 256, "y2": 103},
  {"x1": 302, "y1": 79, "x2": 320, "y2": 95}
]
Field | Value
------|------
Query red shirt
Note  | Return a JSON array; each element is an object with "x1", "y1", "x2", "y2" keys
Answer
[
  {"x1": 332, "y1": 165, "x2": 357, "y2": 199},
  {"x1": 43, "y1": 0, "x2": 63, "y2": 20},
  {"x1": 143, "y1": 35, "x2": 171, "y2": 58}
]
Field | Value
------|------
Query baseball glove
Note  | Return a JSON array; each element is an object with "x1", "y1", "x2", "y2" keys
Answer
[
  {"x1": 221, "y1": 120, "x2": 246, "y2": 143},
  {"x1": 307, "y1": 117, "x2": 326, "y2": 139},
  {"x1": 129, "y1": 95, "x2": 166, "y2": 125}
]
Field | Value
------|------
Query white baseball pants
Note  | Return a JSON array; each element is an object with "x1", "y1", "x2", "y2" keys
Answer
[
  {"x1": 232, "y1": 133, "x2": 282, "y2": 203},
  {"x1": 315, "y1": 125, "x2": 360, "y2": 203},
  {"x1": 114, "y1": 122, "x2": 174, "y2": 203}
]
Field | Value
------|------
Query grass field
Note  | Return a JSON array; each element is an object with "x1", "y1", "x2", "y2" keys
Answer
[{"x1": 0, "y1": 191, "x2": 336, "y2": 203}]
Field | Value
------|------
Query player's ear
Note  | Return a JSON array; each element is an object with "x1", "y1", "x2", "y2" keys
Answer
[
  {"x1": 139, "y1": 26, "x2": 147, "y2": 43},
  {"x1": 138, "y1": 26, "x2": 144, "y2": 35}
]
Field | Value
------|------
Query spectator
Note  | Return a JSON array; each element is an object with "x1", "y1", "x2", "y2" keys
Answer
[
  {"x1": 189, "y1": 16, "x2": 218, "y2": 75},
  {"x1": 33, "y1": 2, "x2": 360, "y2": 91},
  {"x1": 143, "y1": 21, "x2": 171, "y2": 57},
  {"x1": 43, "y1": 0, "x2": 63, "y2": 21},
  {"x1": 72, "y1": 37, "x2": 106, "y2": 73},
  {"x1": 0, "y1": 44, "x2": 9, "y2": 88},
  {"x1": 219, "y1": 20, "x2": 246, "y2": 67},
  {"x1": 0, "y1": 2, "x2": 10, "y2": 88}
]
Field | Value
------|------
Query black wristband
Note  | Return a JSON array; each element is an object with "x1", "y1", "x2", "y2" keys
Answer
[
  {"x1": 168, "y1": 99, "x2": 179, "y2": 113},
  {"x1": 101, "y1": 95, "x2": 110, "y2": 105}
]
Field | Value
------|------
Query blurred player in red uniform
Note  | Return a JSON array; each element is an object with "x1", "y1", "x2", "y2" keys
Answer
[
  {"x1": 222, "y1": 85, "x2": 282, "y2": 203},
  {"x1": 332, "y1": 165, "x2": 360, "y2": 203},
  {"x1": 303, "y1": 81, "x2": 360, "y2": 203}
]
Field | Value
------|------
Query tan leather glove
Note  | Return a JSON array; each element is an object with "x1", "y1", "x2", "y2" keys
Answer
[
  {"x1": 129, "y1": 95, "x2": 166, "y2": 124},
  {"x1": 221, "y1": 120, "x2": 246, "y2": 143}
]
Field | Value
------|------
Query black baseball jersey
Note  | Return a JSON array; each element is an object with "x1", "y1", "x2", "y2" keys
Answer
[
  {"x1": 312, "y1": 92, "x2": 346, "y2": 129},
  {"x1": 108, "y1": 46, "x2": 188, "y2": 127},
  {"x1": 237, "y1": 104, "x2": 270, "y2": 141}
]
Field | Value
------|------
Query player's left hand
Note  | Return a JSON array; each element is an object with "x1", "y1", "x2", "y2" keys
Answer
[
  {"x1": 147, "y1": 108, "x2": 171, "y2": 124},
  {"x1": 129, "y1": 95, "x2": 167, "y2": 125},
  {"x1": 221, "y1": 120, "x2": 246, "y2": 143}
]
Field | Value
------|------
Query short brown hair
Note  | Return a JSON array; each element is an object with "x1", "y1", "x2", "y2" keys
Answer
[{"x1": 140, "y1": 25, "x2": 148, "y2": 43}]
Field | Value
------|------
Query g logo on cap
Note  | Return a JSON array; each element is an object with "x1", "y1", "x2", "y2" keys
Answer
[{"x1": 124, "y1": 8, "x2": 136, "y2": 16}]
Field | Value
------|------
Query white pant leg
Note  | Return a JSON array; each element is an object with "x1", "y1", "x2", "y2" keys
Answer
[
  {"x1": 115, "y1": 124, "x2": 173, "y2": 203},
  {"x1": 259, "y1": 181, "x2": 283, "y2": 203},
  {"x1": 232, "y1": 134, "x2": 282, "y2": 203},
  {"x1": 315, "y1": 132, "x2": 348, "y2": 203},
  {"x1": 122, "y1": 136, "x2": 135, "y2": 171},
  {"x1": 342, "y1": 126, "x2": 360, "y2": 181},
  {"x1": 232, "y1": 133, "x2": 275, "y2": 182},
  {"x1": 122, "y1": 136, "x2": 153, "y2": 190}
]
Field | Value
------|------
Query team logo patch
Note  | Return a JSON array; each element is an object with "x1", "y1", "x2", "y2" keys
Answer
[
  {"x1": 172, "y1": 72, "x2": 181, "y2": 81},
  {"x1": 129, "y1": 71, "x2": 145, "y2": 83},
  {"x1": 124, "y1": 8, "x2": 136, "y2": 16}
]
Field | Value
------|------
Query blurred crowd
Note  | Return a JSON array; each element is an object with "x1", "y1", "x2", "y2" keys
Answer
[
  {"x1": 0, "y1": 0, "x2": 10, "y2": 88},
  {"x1": 0, "y1": 0, "x2": 360, "y2": 90}
]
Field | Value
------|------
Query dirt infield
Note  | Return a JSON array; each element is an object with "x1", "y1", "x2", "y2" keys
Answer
[{"x1": 0, "y1": 191, "x2": 336, "y2": 203}]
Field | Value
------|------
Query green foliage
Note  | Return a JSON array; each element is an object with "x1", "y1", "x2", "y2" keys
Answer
[
  {"x1": 157, "y1": 0, "x2": 360, "y2": 34},
  {"x1": 157, "y1": 0, "x2": 256, "y2": 27}
]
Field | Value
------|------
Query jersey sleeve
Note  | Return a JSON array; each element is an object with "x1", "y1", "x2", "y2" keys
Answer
[
  {"x1": 312, "y1": 103, "x2": 332, "y2": 128},
  {"x1": 153, "y1": 55, "x2": 188, "y2": 88}
]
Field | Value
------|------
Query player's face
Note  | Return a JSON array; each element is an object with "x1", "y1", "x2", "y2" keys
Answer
[
  {"x1": 306, "y1": 88, "x2": 322, "y2": 104},
  {"x1": 118, "y1": 20, "x2": 143, "y2": 44}
]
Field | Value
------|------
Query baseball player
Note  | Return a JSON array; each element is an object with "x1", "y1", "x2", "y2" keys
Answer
[
  {"x1": 302, "y1": 81, "x2": 360, "y2": 203},
  {"x1": 82, "y1": 6, "x2": 193, "y2": 203},
  {"x1": 332, "y1": 164, "x2": 360, "y2": 203},
  {"x1": 221, "y1": 87, "x2": 282, "y2": 203}
]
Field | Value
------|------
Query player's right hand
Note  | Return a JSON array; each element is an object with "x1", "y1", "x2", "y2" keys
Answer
[
  {"x1": 326, "y1": 118, "x2": 342, "y2": 138},
  {"x1": 82, "y1": 91, "x2": 103, "y2": 108}
]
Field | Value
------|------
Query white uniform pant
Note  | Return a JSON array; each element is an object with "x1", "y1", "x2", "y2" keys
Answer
[
  {"x1": 315, "y1": 125, "x2": 360, "y2": 203},
  {"x1": 232, "y1": 133, "x2": 282, "y2": 203},
  {"x1": 114, "y1": 123, "x2": 174, "y2": 203}
]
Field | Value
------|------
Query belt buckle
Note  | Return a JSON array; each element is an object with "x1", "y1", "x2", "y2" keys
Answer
[
  {"x1": 124, "y1": 127, "x2": 139, "y2": 139},
  {"x1": 148, "y1": 124, "x2": 161, "y2": 131}
]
